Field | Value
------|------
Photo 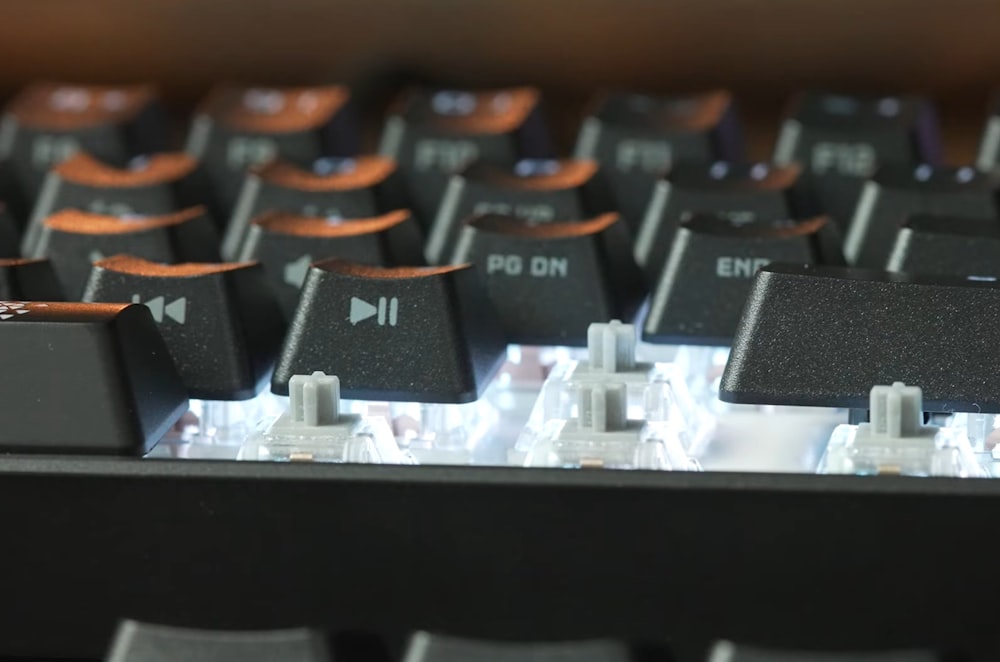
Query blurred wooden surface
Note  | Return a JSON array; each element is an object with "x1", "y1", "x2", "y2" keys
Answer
[{"x1": 0, "y1": 0, "x2": 995, "y2": 160}]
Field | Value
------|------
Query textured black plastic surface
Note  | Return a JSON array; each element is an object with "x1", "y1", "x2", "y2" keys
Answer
[
  {"x1": 720, "y1": 263, "x2": 1000, "y2": 411},
  {"x1": 26, "y1": 155, "x2": 216, "y2": 252},
  {"x1": 0, "y1": 302, "x2": 187, "y2": 453},
  {"x1": 239, "y1": 210, "x2": 424, "y2": 319},
  {"x1": 643, "y1": 216, "x2": 842, "y2": 345},
  {"x1": 377, "y1": 87, "x2": 553, "y2": 230},
  {"x1": 886, "y1": 214, "x2": 1000, "y2": 276},
  {"x1": 450, "y1": 213, "x2": 645, "y2": 345},
  {"x1": 633, "y1": 163, "x2": 818, "y2": 280},
  {"x1": 772, "y1": 92, "x2": 942, "y2": 230},
  {"x1": 844, "y1": 165, "x2": 1000, "y2": 268},
  {"x1": 426, "y1": 159, "x2": 616, "y2": 264},
  {"x1": 224, "y1": 158, "x2": 408, "y2": 259},
  {"x1": 0, "y1": 202, "x2": 18, "y2": 256},
  {"x1": 184, "y1": 86, "x2": 360, "y2": 214},
  {"x1": 0, "y1": 458, "x2": 999, "y2": 660},
  {"x1": 0, "y1": 257, "x2": 63, "y2": 299},
  {"x1": 272, "y1": 259, "x2": 506, "y2": 401},
  {"x1": 83, "y1": 257, "x2": 285, "y2": 401},
  {"x1": 0, "y1": 87, "x2": 167, "y2": 201},
  {"x1": 573, "y1": 91, "x2": 744, "y2": 232},
  {"x1": 31, "y1": 207, "x2": 221, "y2": 300}
]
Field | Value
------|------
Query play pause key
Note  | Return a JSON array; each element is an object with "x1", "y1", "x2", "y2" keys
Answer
[
  {"x1": 349, "y1": 295, "x2": 399, "y2": 326},
  {"x1": 272, "y1": 260, "x2": 507, "y2": 402}
]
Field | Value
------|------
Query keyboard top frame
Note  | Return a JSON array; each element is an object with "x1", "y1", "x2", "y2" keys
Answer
[{"x1": 0, "y1": 456, "x2": 996, "y2": 659}]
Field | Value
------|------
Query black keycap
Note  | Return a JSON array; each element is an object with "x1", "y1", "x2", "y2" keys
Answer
[
  {"x1": 425, "y1": 158, "x2": 616, "y2": 264},
  {"x1": 0, "y1": 159, "x2": 25, "y2": 224},
  {"x1": 238, "y1": 209, "x2": 424, "y2": 319},
  {"x1": 719, "y1": 263, "x2": 1000, "y2": 412},
  {"x1": 106, "y1": 619, "x2": 330, "y2": 662},
  {"x1": 273, "y1": 260, "x2": 506, "y2": 402},
  {"x1": 31, "y1": 206, "x2": 221, "y2": 300},
  {"x1": 773, "y1": 92, "x2": 942, "y2": 229},
  {"x1": 185, "y1": 84, "x2": 358, "y2": 214},
  {"x1": 887, "y1": 214, "x2": 1000, "y2": 276},
  {"x1": 707, "y1": 640, "x2": 948, "y2": 662},
  {"x1": 0, "y1": 83, "x2": 166, "y2": 202},
  {"x1": 83, "y1": 255, "x2": 285, "y2": 401},
  {"x1": 450, "y1": 212, "x2": 645, "y2": 345},
  {"x1": 402, "y1": 631, "x2": 644, "y2": 662},
  {"x1": 224, "y1": 155, "x2": 407, "y2": 259},
  {"x1": 0, "y1": 202, "x2": 17, "y2": 257},
  {"x1": 844, "y1": 164, "x2": 1000, "y2": 268},
  {"x1": 0, "y1": 258, "x2": 63, "y2": 299},
  {"x1": 643, "y1": 215, "x2": 843, "y2": 345},
  {"x1": 378, "y1": 87, "x2": 552, "y2": 229},
  {"x1": 0, "y1": 301, "x2": 186, "y2": 454},
  {"x1": 977, "y1": 90, "x2": 1000, "y2": 170},
  {"x1": 24, "y1": 151, "x2": 215, "y2": 255},
  {"x1": 574, "y1": 90, "x2": 743, "y2": 229},
  {"x1": 633, "y1": 162, "x2": 817, "y2": 280}
]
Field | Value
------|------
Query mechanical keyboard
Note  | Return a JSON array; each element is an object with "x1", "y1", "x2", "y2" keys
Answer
[{"x1": 4, "y1": 3, "x2": 1000, "y2": 659}]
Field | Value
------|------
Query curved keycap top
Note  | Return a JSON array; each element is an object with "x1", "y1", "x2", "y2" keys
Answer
[
  {"x1": 224, "y1": 155, "x2": 406, "y2": 258},
  {"x1": 720, "y1": 263, "x2": 1000, "y2": 412},
  {"x1": 33, "y1": 206, "x2": 220, "y2": 299},
  {"x1": 186, "y1": 84, "x2": 359, "y2": 214},
  {"x1": 844, "y1": 164, "x2": 1000, "y2": 268},
  {"x1": 273, "y1": 259, "x2": 506, "y2": 402},
  {"x1": 84, "y1": 255, "x2": 284, "y2": 401},
  {"x1": 643, "y1": 215, "x2": 843, "y2": 345},
  {"x1": 887, "y1": 214, "x2": 1000, "y2": 277},
  {"x1": 634, "y1": 161, "x2": 818, "y2": 280},
  {"x1": 451, "y1": 212, "x2": 645, "y2": 345},
  {"x1": 239, "y1": 209, "x2": 423, "y2": 318},
  {"x1": 378, "y1": 86, "x2": 552, "y2": 229},
  {"x1": 574, "y1": 90, "x2": 744, "y2": 231},
  {"x1": 0, "y1": 300, "x2": 186, "y2": 453},
  {"x1": 0, "y1": 82, "x2": 167, "y2": 200},
  {"x1": 426, "y1": 158, "x2": 615, "y2": 264},
  {"x1": 25, "y1": 152, "x2": 216, "y2": 253},
  {"x1": 0, "y1": 258, "x2": 63, "y2": 300}
]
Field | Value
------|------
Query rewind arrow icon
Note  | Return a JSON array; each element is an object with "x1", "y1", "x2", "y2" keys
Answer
[{"x1": 132, "y1": 294, "x2": 187, "y2": 324}]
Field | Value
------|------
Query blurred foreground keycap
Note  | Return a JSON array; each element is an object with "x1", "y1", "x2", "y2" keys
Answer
[{"x1": 0, "y1": 301, "x2": 187, "y2": 453}]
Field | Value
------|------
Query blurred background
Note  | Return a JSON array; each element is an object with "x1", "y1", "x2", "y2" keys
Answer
[{"x1": 2, "y1": 0, "x2": 999, "y2": 161}]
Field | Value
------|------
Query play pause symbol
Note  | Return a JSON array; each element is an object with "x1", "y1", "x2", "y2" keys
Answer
[{"x1": 349, "y1": 295, "x2": 399, "y2": 327}]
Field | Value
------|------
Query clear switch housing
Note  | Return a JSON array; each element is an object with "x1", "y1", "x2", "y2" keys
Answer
[
  {"x1": 819, "y1": 382, "x2": 983, "y2": 477},
  {"x1": 240, "y1": 372, "x2": 410, "y2": 463}
]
